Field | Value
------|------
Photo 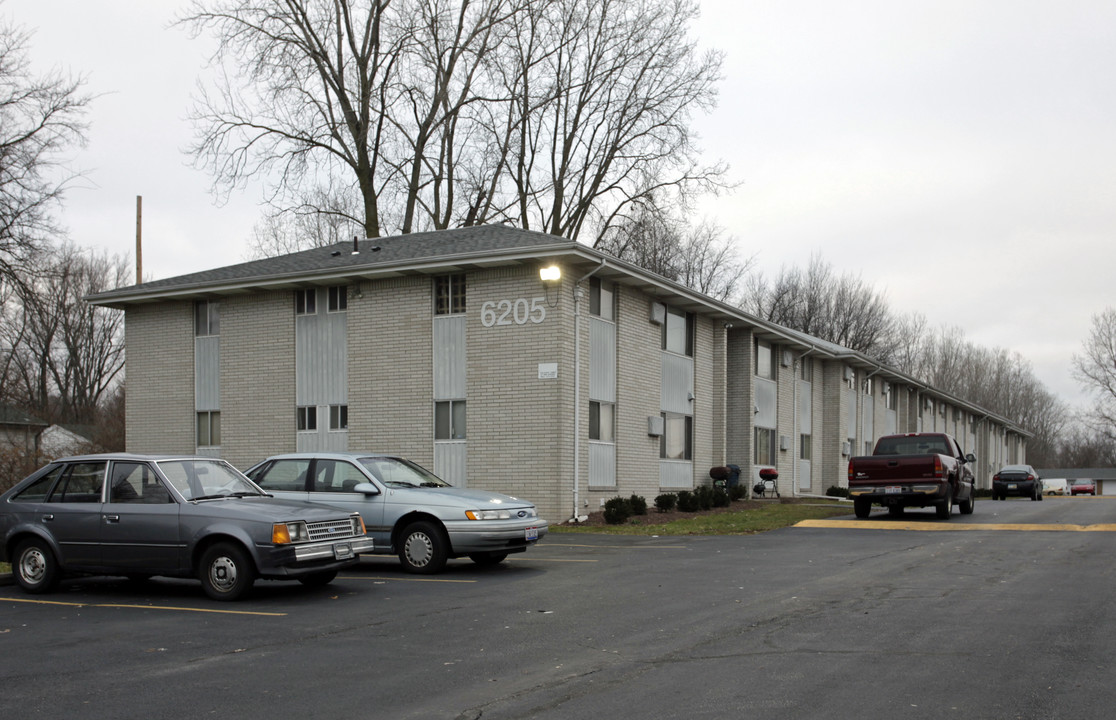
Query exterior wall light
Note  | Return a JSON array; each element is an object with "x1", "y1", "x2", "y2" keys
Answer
[{"x1": 539, "y1": 265, "x2": 562, "y2": 282}]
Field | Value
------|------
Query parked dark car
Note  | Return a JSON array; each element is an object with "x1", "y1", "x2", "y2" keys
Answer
[
  {"x1": 245, "y1": 452, "x2": 547, "y2": 574},
  {"x1": 1070, "y1": 478, "x2": 1097, "y2": 496},
  {"x1": 992, "y1": 464, "x2": 1043, "y2": 501},
  {"x1": 0, "y1": 454, "x2": 375, "y2": 600}
]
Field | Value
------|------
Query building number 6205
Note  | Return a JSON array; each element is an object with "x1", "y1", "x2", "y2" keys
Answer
[{"x1": 480, "y1": 298, "x2": 546, "y2": 327}]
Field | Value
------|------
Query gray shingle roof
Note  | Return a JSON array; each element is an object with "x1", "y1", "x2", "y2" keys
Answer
[{"x1": 87, "y1": 224, "x2": 577, "y2": 305}]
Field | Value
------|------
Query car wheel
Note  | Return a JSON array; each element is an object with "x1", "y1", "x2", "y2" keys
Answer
[
  {"x1": 297, "y1": 570, "x2": 338, "y2": 587},
  {"x1": 198, "y1": 542, "x2": 256, "y2": 601},
  {"x1": 1038, "y1": 491, "x2": 1044, "y2": 501},
  {"x1": 468, "y1": 552, "x2": 509, "y2": 566},
  {"x1": 853, "y1": 498, "x2": 871, "y2": 519},
  {"x1": 398, "y1": 521, "x2": 448, "y2": 574},
  {"x1": 936, "y1": 496, "x2": 952, "y2": 519},
  {"x1": 959, "y1": 493, "x2": 974, "y2": 515},
  {"x1": 14, "y1": 538, "x2": 60, "y2": 594}
]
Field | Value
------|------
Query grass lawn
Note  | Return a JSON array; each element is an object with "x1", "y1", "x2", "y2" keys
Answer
[{"x1": 550, "y1": 498, "x2": 851, "y2": 536}]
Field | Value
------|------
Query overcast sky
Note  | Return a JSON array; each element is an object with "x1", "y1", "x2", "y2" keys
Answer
[{"x1": 6, "y1": 0, "x2": 1113, "y2": 408}]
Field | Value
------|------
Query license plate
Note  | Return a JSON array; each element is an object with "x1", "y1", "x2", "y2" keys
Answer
[
  {"x1": 525, "y1": 527, "x2": 539, "y2": 541},
  {"x1": 333, "y1": 542, "x2": 353, "y2": 560},
  {"x1": 1008, "y1": 484, "x2": 1017, "y2": 490},
  {"x1": 885, "y1": 486, "x2": 902, "y2": 494}
]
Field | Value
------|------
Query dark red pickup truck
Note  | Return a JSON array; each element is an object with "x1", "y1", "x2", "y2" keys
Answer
[{"x1": 847, "y1": 433, "x2": 977, "y2": 520}]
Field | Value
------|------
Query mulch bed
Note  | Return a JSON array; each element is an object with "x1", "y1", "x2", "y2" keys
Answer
[{"x1": 564, "y1": 498, "x2": 781, "y2": 527}]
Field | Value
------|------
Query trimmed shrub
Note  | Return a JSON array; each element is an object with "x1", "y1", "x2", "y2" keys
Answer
[
  {"x1": 694, "y1": 485, "x2": 714, "y2": 510},
  {"x1": 629, "y1": 494, "x2": 648, "y2": 515},
  {"x1": 711, "y1": 488, "x2": 731, "y2": 507},
  {"x1": 676, "y1": 490, "x2": 699, "y2": 512},
  {"x1": 825, "y1": 485, "x2": 850, "y2": 499},
  {"x1": 654, "y1": 493, "x2": 677, "y2": 512},
  {"x1": 602, "y1": 496, "x2": 633, "y2": 524},
  {"x1": 729, "y1": 484, "x2": 747, "y2": 501}
]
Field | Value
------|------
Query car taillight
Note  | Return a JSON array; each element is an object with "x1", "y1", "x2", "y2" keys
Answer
[
  {"x1": 934, "y1": 455, "x2": 944, "y2": 478},
  {"x1": 993, "y1": 474, "x2": 1000, "y2": 482}
]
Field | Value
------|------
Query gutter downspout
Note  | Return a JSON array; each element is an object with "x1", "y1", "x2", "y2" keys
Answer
[{"x1": 572, "y1": 258, "x2": 607, "y2": 522}]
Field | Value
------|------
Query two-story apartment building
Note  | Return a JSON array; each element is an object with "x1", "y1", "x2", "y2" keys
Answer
[{"x1": 88, "y1": 225, "x2": 1028, "y2": 523}]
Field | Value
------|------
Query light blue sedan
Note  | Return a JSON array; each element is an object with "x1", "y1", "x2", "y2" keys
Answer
[{"x1": 245, "y1": 452, "x2": 548, "y2": 574}]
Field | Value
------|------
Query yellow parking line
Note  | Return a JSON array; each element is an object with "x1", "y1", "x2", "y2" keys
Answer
[
  {"x1": 796, "y1": 519, "x2": 1116, "y2": 532},
  {"x1": 0, "y1": 596, "x2": 286, "y2": 615},
  {"x1": 540, "y1": 543, "x2": 688, "y2": 549},
  {"x1": 343, "y1": 575, "x2": 476, "y2": 583}
]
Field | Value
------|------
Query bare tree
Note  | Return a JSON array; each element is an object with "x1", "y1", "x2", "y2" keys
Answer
[
  {"x1": 0, "y1": 12, "x2": 90, "y2": 284},
  {"x1": 2, "y1": 244, "x2": 127, "y2": 423},
  {"x1": 597, "y1": 203, "x2": 751, "y2": 303},
  {"x1": 1072, "y1": 307, "x2": 1116, "y2": 437},
  {"x1": 182, "y1": 0, "x2": 728, "y2": 246},
  {"x1": 742, "y1": 255, "x2": 899, "y2": 358}
]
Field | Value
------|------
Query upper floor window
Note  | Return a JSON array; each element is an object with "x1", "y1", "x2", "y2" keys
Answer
[
  {"x1": 799, "y1": 358, "x2": 813, "y2": 382},
  {"x1": 662, "y1": 306, "x2": 693, "y2": 356},
  {"x1": 863, "y1": 377, "x2": 874, "y2": 396},
  {"x1": 590, "y1": 278, "x2": 615, "y2": 321},
  {"x1": 297, "y1": 406, "x2": 317, "y2": 432},
  {"x1": 195, "y1": 300, "x2": 220, "y2": 337},
  {"x1": 755, "y1": 340, "x2": 774, "y2": 379},
  {"x1": 329, "y1": 404, "x2": 348, "y2": 431},
  {"x1": 295, "y1": 289, "x2": 317, "y2": 315},
  {"x1": 328, "y1": 286, "x2": 348, "y2": 313},
  {"x1": 589, "y1": 401, "x2": 615, "y2": 442},
  {"x1": 435, "y1": 275, "x2": 466, "y2": 315},
  {"x1": 884, "y1": 383, "x2": 895, "y2": 409},
  {"x1": 660, "y1": 413, "x2": 693, "y2": 460}
]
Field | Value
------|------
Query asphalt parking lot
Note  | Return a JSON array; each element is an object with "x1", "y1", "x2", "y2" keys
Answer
[{"x1": 3, "y1": 497, "x2": 1115, "y2": 720}]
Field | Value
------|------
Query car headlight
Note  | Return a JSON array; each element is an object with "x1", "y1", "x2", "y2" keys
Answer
[
  {"x1": 272, "y1": 522, "x2": 309, "y2": 544},
  {"x1": 351, "y1": 514, "x2": 366, "y2": 535},
  {"x1": 466, "y1": 509, "x2": 512, "y2": 520}
]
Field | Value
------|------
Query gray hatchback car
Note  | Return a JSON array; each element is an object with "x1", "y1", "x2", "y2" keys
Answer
[
  {"x1": 0, "y1": 454, "x2": 375, "y2": 600},
  {"x1": 245, "y1": 452, "x2": 548, "y2": 574}
]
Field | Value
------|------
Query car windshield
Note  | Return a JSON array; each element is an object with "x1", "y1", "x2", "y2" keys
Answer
[
  {"x1": 157, "y1": 459, "x2": 265, "y2": 500},
  {"x1": 358, "y1": 457, "x2": 451, "y2": 489}
]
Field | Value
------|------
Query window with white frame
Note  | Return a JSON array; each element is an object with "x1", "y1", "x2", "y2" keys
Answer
[
  {"x1": 589, "y1": 401, "x2": 615, "y2": 442},
  {"x1": 297, "y1": 405, "x2": 317, "y2": 431},
  {"x1": 295, "y1": 289, "x2": 316, "y2": 316},
  {"x1": 660, "y1": 413, "x2": 692, "y2": 460},
  {"x1": 863, "y1": 377, "x2": 874, "y2": 396},
  {"x1": 799, "y1": 358, "x2": 813, "y2": 382},
  {"x1": 194, "y1": 300, "x2": 220, "y2": 337},
  {"x1": 662, "y1": 306, "x2": 693, "y2": 356},
  {"x1": 196, "y1": 411, "x2": 221, "y2": 446},
  {"x1": 328, "y1": 286, "x2": 348, "y2": 312},
  {"x1": 434, "y1": 275, "x2": 466, "y2": 315},
  {"x1": 329, "y1": 404, "x2": 348, "y2": 430},
  {"x1": 800, "y1": 434, "x2": 812, "y2": 461},
  {"x1": 755, "y1": 340, "x2": 774, "y2": 379},
  {"x1": 589, "y1": 278, "x2": 615, "y2": 321},
  {"x1": 435, "y1": 400, "x2": 466, "y2": 440},
  {"x1": 755, "y1": 426, "x2": 776, "y2": 465}
]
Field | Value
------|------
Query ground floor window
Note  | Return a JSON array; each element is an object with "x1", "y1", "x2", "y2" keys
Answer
[
  {"x1": 755, "y1": 426, "x2": 776, "y2": 465},
  {"x1": 330, "y1": 404, "x2": 348, "y2": 430},
  {"x1": 800, "y1": 434, "x2": 812, "y2": 461},
  {"x1": 589, "y1": 401, "x2": 615, "y2": 442},
  {"x1": 197, "y1": 411, "x2": 221, "y2": 447},
  {"x1": 297, "y1": 406, "x2": 317, "y2": 431},
  {"x1": 435, "y1": 400, "x2": 467, "y2": 440},
  {"x1": 660, "y1": 413, "x2": 692, "y2": 460}
]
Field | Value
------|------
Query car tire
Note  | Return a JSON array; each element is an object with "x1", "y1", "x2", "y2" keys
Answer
[
  {"x1": 853, "y1": 498, "x2": 871, "y2": 519},
  {"x1": 468, "y1": 552, "x2": 508, "y2": 566},
  {"x1": 936, "y1": 496, "x2": 952, "y2": 519},
  {"x1": 297, "y1": 570, "x2": 338, "y2": 587},
  {"x1": 959, "y1": 493, "x2": 975, "y2": 515},
  {"x1": 13, "y1": 538, "x2": 60, "y2": 594},
  {"x1": 199, "y1": 541, "x2": 256, "y2": 601},
  {"x1": 398, "y1": 521, "x2": 448, "y2": 574}
]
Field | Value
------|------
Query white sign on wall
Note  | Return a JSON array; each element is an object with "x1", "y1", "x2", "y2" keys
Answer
[{"x1": 538, "y1": 363, "x2": 558, "y2": 380}]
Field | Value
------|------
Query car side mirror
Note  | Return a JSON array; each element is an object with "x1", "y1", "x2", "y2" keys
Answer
[
  {"x1": 353, "y1": 482, "x2": 380, "y2": 496},
  {"x1": 964, "y1": 453, "x2": 976, "y2": 464}
]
